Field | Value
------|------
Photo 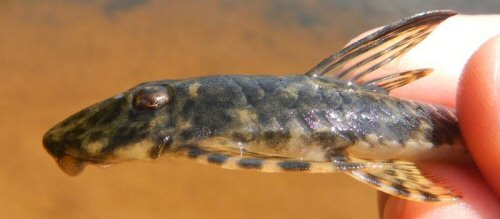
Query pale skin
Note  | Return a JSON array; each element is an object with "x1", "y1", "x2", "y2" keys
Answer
[{"x1": 350, "y1": 15, "x2": 500, "y2": 218}]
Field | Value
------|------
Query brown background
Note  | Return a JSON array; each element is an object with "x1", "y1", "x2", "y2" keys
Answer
[{"x1": 1, "y1": 1, "x2": 498, "y2": 218}]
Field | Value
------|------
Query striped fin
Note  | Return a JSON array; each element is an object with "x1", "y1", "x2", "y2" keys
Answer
[
  {"x1": 363, "y1": 69, "x2": 433, "y2": 91},
  {"x1": 345, "y1": 158, "x2": 460, "y2": 202},
  {"x1": 179, "y1": 146, "x2": 336, "y2": 173},
  {"x1": 305, "y1": 10, "x2": 456, "y2": 92}
]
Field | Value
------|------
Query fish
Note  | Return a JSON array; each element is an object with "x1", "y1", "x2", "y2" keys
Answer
[{"x1": 43, "y1": 10, "x2": 468, "y2": 202}]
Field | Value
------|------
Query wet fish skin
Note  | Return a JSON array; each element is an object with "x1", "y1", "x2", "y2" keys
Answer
[
  {"x1": 43, "y1": 10, "x2": 465, "y2": 201},
  {"x1": 43, "y1": 74, "x2": 463, "y2": 171}
]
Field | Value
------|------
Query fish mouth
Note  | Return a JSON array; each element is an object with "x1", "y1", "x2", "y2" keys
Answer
[
  {"x1": 56, "y1": 155, "x2": 87, "y2": 176},
  {"x1": 54, "y1": 154, "x2": 116, "y2": 176},
  {"x1": 43, "y1": 132, "x2": 88, "y2": 176}
]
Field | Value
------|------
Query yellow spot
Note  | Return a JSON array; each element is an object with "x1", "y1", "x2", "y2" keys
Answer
[
  {"x1": 176, "y1": 117, "x2": 192, "y2": 130},
  {"x1": 365, "y1": 133, "x2": 379, "y2": 145},
  {"x1": 308, "y1": 162, "x2": 335, "y2": 172},
  {"x1": 282, "y1": 86, "x2": 299, "y2": 99},
  {"x1": 86, "y1": 140, "x2": 107, "y2": 155},
  {"x1": 301, "y1": 146, "x2": 327, "y2": 161},
  {"x1": 384, "y1": 140, "x2": 402, "y2": 148},
  {"x1": 197, "y1": 137, "x2": 243, "y2": 152},
  {"x1": 404, "y1": 139, "x2": 420, "y2": 149},
  {"x1": 113, "y1": 140, "x2": 155, "y2": 160},
  {"x1": 189, "y1": 83, "x2": 201, "y2": 97},
  {"x1": 236, "y1": 109, "x2": 257, "y2": 123}
]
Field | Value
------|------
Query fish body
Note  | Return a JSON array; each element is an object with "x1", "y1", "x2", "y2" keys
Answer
[{"x1": 43, "y1": 10, "x2": 466, "y2": 202}]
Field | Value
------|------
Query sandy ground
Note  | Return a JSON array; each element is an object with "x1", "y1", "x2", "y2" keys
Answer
[{"x1": 1, "y1": 1, "x2": 498, "y2": 218}]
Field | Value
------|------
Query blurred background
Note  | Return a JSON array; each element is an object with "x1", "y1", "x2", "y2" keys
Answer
[{"x1": 1, "y1": 1, "x2": 499, "y2": 218}]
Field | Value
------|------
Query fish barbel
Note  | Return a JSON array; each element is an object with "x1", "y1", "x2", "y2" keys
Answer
[{"x1": 43, "y1": 10, "x2": 468, "y2": 202}]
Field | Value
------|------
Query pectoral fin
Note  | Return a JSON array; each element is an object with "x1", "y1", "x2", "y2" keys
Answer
[{"x1": 334, "y1": 156, "x2": 460, "y2": 202}]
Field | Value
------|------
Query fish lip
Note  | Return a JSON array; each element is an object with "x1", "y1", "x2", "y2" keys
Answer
[{"x1": 56, "y1": 155, "x2": 87, "y2": 176}]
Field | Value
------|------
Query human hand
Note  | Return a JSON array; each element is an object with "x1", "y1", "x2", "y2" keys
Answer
[{"x1": 353, "y1": 14, "x2": 500, "y2": 218}]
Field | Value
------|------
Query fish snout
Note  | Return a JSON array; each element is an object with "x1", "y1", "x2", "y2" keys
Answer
[{"x1": 43, "y1": 127, "x2": 87, "y2": 176}]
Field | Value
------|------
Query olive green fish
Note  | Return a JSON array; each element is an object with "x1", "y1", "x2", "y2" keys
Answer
[{"x1": 43, "y1": 10, "x2": 468, "y2": 202}]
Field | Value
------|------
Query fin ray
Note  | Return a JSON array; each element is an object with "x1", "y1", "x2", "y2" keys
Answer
[
  {"x1": 363, "y1": 69, "x2": 433, "y2": 91},
  {"x1": 305, "y1": 10, "x2": 456, "y2": 91},
  {"x1": 342, "y1": 157, "x2": 460, "y2": 202}
]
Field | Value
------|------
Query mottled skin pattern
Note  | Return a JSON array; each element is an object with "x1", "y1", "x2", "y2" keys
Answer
[
  {"x1": 43, "y1": 75, "x2": 462, "y2": 167},
  {"x1": 43, "y1": 10, "x2": 464, "y2": 202}
]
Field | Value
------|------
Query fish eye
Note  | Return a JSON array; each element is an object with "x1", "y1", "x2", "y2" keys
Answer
[{"x1": 133, "y1": 86, "x2": 172, "y2": 110}]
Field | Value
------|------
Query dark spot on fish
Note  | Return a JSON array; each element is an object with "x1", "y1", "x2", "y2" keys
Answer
[
  {"x1": 364, "y1": 173, "x2": 381, "y2": 187},
  {"x1": 180, "y1": 129, "x2": 195, "y2": 140},
  {"x1": 405, "y1": 173, "x2": 418, "y2": 181},
  {"x1": 384, "y1": 169, "x2": 397, "y2": 176},
  {"x1": 64, "y1": 126, "x2": 87, "y2": 139},
  {"x1": 232, "y1": 132, "x2": 255, "y2": 143},
  {"x1": 102, "y1": 124, "x2": 149, "y2": 154},
  {"x1": 263, "y1": 131, "x2": 291, "y2": 146},
  {"x1": 338, "y1": 131, "x2": 357, "y2": 145},
  {"x1": 98, "y1": 102, "x2": 123, "y2": 125},
  {"x1": 278, "y1": 161, "x2": 310, "y2": 171},
  {"x1": 88, "y1": 131, "x2": 104, "y2": 142},
  {"x1": 187, "y1": 147, "x2": 207, "y2": 159},
  {"x1": 392, "y1": 184, "x2": 410, "y2": 197},
  {"x1": 312, "y1": 132, "x2": 336, "y2": 148},
  {"x1": 207, "y1": 154, "x2": 229, "y2": 165},
  {"x1": 193, "y1": 109, "x2": 232, "y2": 133},
  {"x1": 393, "y1": 178, "x2": 405, "y2": 185},
  {"x1": 181, "y1": 99, "x2": 195, "y2": 118},
  {"x1": 61, "y1": 126, "x2": 87, "y2": 148},
  {"x1": 237, "y1": 158, "x2": 262, "y2": 169},
  {"x1": 419, "y1": 190, "x2": 439, "y2": 201},
  {"x1": 127, "y1": 106, "x2": 156, "y2": 122}
]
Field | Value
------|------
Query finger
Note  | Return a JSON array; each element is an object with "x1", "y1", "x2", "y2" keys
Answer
[
  {"x1": 379, "y1": 33, "x2": 500, "y2": 219},
  {"x1": 381, "y1": 162, "x2": 500, "y2": 219},
  {"x1": 378, "y1": 192, "x2": 390, "y2": 218},
  {"x1": 457, "y1": 35, "x2": 500, "y2": 196}
]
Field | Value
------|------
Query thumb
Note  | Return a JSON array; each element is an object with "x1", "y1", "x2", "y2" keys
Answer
[{"x1": 457, "y1": 35, "x2": 500, "y2": 197}]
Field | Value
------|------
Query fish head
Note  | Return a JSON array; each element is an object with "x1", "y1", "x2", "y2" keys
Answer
[{"x1": 43, "y1": 81, "x2": 177, "y2": 176}]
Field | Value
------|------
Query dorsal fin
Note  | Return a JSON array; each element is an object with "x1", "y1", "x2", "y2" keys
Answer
[{"x1": 305, "y1": 10, "x2": 456, "y2": 90}]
